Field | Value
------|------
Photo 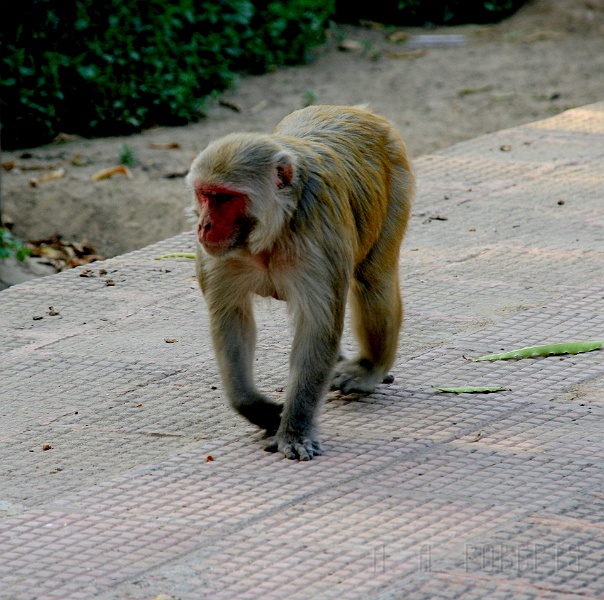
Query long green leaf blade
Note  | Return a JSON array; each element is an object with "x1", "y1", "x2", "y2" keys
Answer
[
  {"x1": 436, "y1": 386, "x2": 506, "y2": 394},
  {"x1": 473, "y1": 340, "x2": 603, "y2": 362},
  {"x1": 155, "y1": 252, "x2": 196, "y2": 260}
]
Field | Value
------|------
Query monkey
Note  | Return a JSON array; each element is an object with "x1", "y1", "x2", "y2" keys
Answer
[{"x1": 186, "y1": 105, "x2": 414, "y2": 460}]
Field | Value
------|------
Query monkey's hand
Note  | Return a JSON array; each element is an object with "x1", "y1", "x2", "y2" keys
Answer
[
  {"x1": 331, "y1": 358, "x2": 392, "y2": 394},
  {"x1": 235, "y1": 394, "x2": 282, "y2": 435},
  {"x1": 265, "y1": 431, "x2": 323, "y2": 461}
]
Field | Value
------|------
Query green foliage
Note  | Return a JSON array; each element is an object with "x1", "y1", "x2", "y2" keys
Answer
[
  {"x1": 119, "y1": 143, "x2": 137, "y2": 167},
  {"x1": 0, "y1": 228, "x2": 31, "y2": 262},
  {"x1": 1, "y1": 0, "x2": 334, "y2": 149},
  {"x1": 302, "y1": 89, "x2": 317, "y2": 107},
  {"x1": 336, "y1": 0, "x2": 527, "y2": 25}
]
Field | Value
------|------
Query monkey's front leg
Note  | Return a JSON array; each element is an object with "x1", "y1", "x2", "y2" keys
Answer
[
  {"x1": 208, "y1": 294, "x2": 282, "y2": 434},
  {"x1": 266, "y1": 297, "x2": 345, "y2": 460}
]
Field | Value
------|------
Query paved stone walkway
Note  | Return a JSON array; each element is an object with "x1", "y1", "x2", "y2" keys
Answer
[{"x1": 1, "y1": 103, "x2": 603, "y2": 599}]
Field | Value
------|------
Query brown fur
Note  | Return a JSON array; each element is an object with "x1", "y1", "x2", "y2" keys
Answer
[{"x1": 186, "y1": 105, "x2": 414, "y2": 460}]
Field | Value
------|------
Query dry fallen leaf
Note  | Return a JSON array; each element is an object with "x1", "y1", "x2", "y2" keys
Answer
[
  {"x1": 359, "y1": 20, "x2": 384, "y2": 30},
  {"x1": 163, "y1": 170, "x2": 189, "y2": 179},
  {"x1": 250, "y1": 100, "x2": 269, "y2": 114},
  {"x1": 423, "y1": 215, "x2": 448, "y2": 223},
  {"x1": 385, "y1": 49, "x2": 426, "y2": 59},
  {"x1": 71, "y1": 154, "x2": 89, "y2": 166},
  {"x1": 338, "y1": 39, "x2": 364, "y2": 52},
  {"x1": 388, "y1": 31, "x2": 409, "y2": 44},
  {"x1": 29, "y1": 168, "x2": 66, "y2": 187},
  {"x1": 54, "y1": 132, "x2": 82, "y2": 144},
  {"x1": 91, "y1": 165, "x2": 132, "y2": 181},
  {"x1": 4, "y1": 161, "x2": 62, "y2": 171},
  {"x1": 164, "y1": 338, "x2": 179, "y2": 343},
  {"x1": 38, "y1": 245, "x2": 65, "y2": 260},
  {"x1": 148, "y1": 142, "x2": 181, "y2": 149},
  {"x1": 522, "y1": 30, "x2": 563, "y2": 43},
  {"x1": 21, "y1": 164, "x2": 63, "y2": 171},
  {"x1": 218, "y1": 99, "x2": 242, "y2": 113},
  {"x1": 458, "y1": 84, "x2": 493, "y2": 96},
  {"x1": 27, "y1": 235, "x2": 103, "y2": 271}
]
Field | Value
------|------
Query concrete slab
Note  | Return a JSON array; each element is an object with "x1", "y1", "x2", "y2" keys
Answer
[{"x1": 1, "y1": 103, "x2": 603, "y2": 599}]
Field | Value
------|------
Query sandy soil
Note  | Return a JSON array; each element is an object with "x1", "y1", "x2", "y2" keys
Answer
[{"x1": 1, "y1": 0, "x2": 603, "y2": 269}]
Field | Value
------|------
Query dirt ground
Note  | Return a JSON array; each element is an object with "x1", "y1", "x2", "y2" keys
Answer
[{"x1": 1, "y1": 0, "x2": 603, "y2": 276}]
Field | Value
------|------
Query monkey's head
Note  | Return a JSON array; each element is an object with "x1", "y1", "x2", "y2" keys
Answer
[{"x1": 186, "y1": 133, "x2": 297, "y2": 256}]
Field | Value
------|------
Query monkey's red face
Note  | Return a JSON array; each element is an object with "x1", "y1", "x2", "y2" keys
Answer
[{"x1": 195, "y1": 184, "x2": 251, "y2": 255}]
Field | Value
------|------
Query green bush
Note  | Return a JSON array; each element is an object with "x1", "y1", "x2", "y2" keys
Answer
[
  {"x1": 0, "y1": 228, "x2": 31, "y2": 262},
  {"x1": 336, "y1": 0, "x2": 527, "y2": 26},
  {"x1": 1, "y1": 0, "x2": 333, "y2": 150}
]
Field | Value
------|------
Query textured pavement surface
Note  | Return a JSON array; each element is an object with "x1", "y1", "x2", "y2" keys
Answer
[{"x1": 1, "y1": 103, "x2": 603, "y2": 599}]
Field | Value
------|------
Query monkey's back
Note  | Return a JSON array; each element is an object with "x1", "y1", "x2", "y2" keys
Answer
[{"x1": 274, "y1": 105, "x2": 413, "y2": 263}]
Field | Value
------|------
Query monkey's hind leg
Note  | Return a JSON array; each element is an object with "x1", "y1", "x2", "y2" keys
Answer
[
  {"x1": 331, "y1": 265, "x2": 402, "y2": 394},
  {"x1": 332, "y1": 215, "x2": 406, "y2": 394},
  {"x1": 332, "y1": 155, "x2": 411, "y2": 395}
]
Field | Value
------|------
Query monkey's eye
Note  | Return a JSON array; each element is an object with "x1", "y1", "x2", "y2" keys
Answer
[{"x1": 214, "y1": 193, "x2": 233, "y2": 205}]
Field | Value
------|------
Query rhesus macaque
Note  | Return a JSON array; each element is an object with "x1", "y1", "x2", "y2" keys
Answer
[{"x1": 186, "y1": 105, "x2": 414, "y2": 460}]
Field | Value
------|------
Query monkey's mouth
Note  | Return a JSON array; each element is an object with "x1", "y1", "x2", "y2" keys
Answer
[
  {"x1": 198, "y1": 220, "x2": 253, "y2": 257},
  {"x1": 200, "y1": 241, "x2": 235, "y2": 256}
]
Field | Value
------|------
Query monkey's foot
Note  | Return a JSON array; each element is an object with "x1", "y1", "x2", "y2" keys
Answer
[
  {"x1": 236, "y1": 396, "x2": 282, "y2": 435},
  {"x1": 265, "y1": 434, "x2": 323, "y2": 461},
  {"x1": 331, "y1": 359, "x2": 392, "y2": 394}
]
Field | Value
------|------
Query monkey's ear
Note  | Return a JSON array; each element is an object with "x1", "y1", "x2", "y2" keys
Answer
[{"x1": 274, "y1": 151, "x2": 295, "y2": 190}]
